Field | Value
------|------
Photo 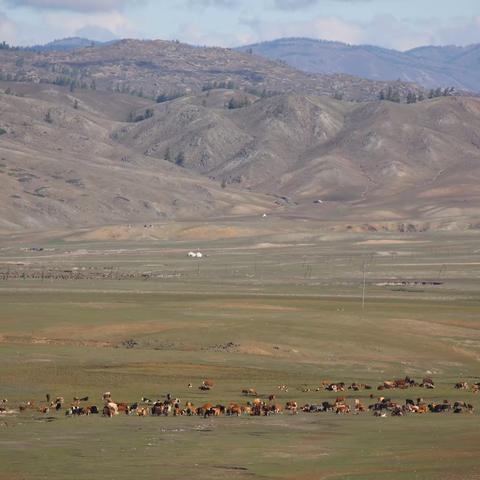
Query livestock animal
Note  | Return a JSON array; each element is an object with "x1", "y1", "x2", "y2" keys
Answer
[
  {"x1": 285, "y1": 401, "x2": 298, "y2": 415},
  {"x1": 348, "y1": 383, "x2": 372, "y2": 391},
  {"x1": 354, "y1": 399, "x2": 366, "y2": 413},
  {"x1": 325, "y1": 382, "x2": 345, "y2": 392},
  {"x1": 227, "y1": 404, "x2": 242, "y2": 416},
  {"x1": 103, "y1": 402, "x2": 119, "y2": 417},
  {"x1": 420, "y1": 378, "x2": 435, "y2": 389}
]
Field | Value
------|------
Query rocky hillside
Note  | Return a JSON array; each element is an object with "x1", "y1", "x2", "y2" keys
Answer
[
  {"x1": 0, "y1": 39, "x2": 424, "y2": 102},
  {"x1": 1, "y1": 71, "x2": 479, "y2": 232},
  {"x1": 0, "y1": 82, "x2": 274, "y2": 231},
  {"x1": 115, "y1": 89, "x2": 480, "y2": 228}
]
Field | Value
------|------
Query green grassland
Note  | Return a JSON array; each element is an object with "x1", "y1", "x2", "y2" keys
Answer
[{"x1": 0, "y1": 223, "x2": 479, "y2": 479}]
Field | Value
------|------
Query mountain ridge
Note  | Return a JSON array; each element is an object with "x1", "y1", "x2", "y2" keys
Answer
[
  {"x1": 0, "y1": 38, "x2": 427, "y2": 103},
  {"x1": 236, "y1": 37, "x2": 480, "y2": 92}
]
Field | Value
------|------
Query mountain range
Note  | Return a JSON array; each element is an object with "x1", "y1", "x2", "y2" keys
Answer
[
  {"x1": 0, "y1": 38, "x2": 479, "y2": 233},
  {"x1": 237, "y1": 38, "x2": 480, "y2": 92},
  {"x1": 9, "y1": 36, "x2": 480, "y2": 93}
]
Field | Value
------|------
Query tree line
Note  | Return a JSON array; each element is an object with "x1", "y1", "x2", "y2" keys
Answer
[{"x1": 376, "y1": 86, "x2": 456, "y2": 104}]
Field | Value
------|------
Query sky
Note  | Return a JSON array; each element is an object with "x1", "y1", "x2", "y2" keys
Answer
[{"x1": 0, "y1": 0, "x2": 479, "y2": 50}]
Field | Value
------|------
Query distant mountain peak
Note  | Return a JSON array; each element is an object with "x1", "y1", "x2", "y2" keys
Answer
[{"x1": 25, "y1": 37, "x2": 113, "y2": 53}]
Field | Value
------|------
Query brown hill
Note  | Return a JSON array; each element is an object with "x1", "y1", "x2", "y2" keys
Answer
[
  {"x1": 113, "y1": 91, "x2": 480, "y2": 228},
  {"x1": 1, "y1": 80, "x2": 479, "y2": 232},
  {"x1": 0, "y1": 82, "x2": 274, "y2": 231}
]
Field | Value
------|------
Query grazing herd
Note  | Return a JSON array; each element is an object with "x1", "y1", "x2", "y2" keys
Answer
[{"x1": 1, "y1": 377, "x2": 478, "y2": 420}]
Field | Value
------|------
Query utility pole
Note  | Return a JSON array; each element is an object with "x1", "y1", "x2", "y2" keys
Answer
[{"x1": 362, "y1": 259, "x2": 368, "y2": 311}]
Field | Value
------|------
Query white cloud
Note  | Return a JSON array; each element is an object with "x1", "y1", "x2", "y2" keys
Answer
[
  {"x1": 5, "y1": 0, "x2": 143, "y2": 12},
  {"x1": 42, "y1": 10, "x2": 137, "y2": 38},
  {"x1": 273, "y1": 0, "x2": 318, "y2": 9},
  {"x1": 433, "y1": 16, "x2": 480, "y2": 46},
  {"x1": 273, "y1": 0, "x2": 372, "y2": 9},
  {"x1": 0, "y1": 11, "x2": 19, "y2": 43},
  {"x1": 177, "y1": 22, "x2": 255, "y2": 47},
  {"x1": 187, "y1": 0, "x2": 240, "y2": 7},
  {"x1": 75, "y1": 25, "x2": 118, "y2": 41}
]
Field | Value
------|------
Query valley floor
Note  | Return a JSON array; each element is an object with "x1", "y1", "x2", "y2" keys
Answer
[{"x1": 0, "y1": 220, "x2": 479, "y2": 479}]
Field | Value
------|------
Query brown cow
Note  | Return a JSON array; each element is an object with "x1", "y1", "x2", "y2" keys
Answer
[
  {"x1": 354, "y1": 399, "x2": 366, "y2": 413},
  {"x1": 227, "y1": 404, "x2": 242, "y2": 416},
  {"x1": 103, "y1": 403, "x2": 118, "y2": 417},
  {"x1": 285, "y1": 401, "x2": 298, "y2": 415}
]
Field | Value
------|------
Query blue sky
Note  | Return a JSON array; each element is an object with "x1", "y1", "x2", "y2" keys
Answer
[{"x1": 0, "y1": 0, "x2": 479, "y2": 50}]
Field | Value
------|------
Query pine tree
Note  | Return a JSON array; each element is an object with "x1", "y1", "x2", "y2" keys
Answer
[
  {"x1": 175, "y1": 152, "x2": 186, "y2": 167},
  {"x1": 386, "y1": 86, "x2": 393, "y2": 101}
]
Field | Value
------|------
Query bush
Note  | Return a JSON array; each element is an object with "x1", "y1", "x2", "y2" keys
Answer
[
  {"x1": 0, "y1": 128, "x2": 6, "y2": 135},
  {"x1": 226, "y1": 97, "x2": 250, "y2": 109},
  {"x1": 127, "y1": 108, "x2": 154, "y2": 123}
]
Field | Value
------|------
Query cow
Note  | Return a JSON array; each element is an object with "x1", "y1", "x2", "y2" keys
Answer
[
  {"x1": 103, "y1": 402, "x2": 118, "y2": 417},
  {"x1": 428, "y1": 402, "x2": 451, "y2": 413},
  {"x1": 285, "y1": 401, "x2": 298, "y2": 415},
  {"x1": 117, "y1": 403, "x2": 130, "y2": 414},
  {"x1": 325, "y1": 383, "x2": 345, "y2": 392},
  {"x1": 420, "y1": 378, "x2": 435, "y2": 389},
  {"x1": 268, "y1": 404, "x2": 283, "y2": 415},
  {"x1": 354, "y1": 399, "x2": 366, "y2": 413},
  {"x1": 184, "y1": 402, "x2": 196, "y2": 416},
  {"x1": 302, "y1": 404, "x2": 325, "y2": 413},
  {"x1": 241, "y1": 405, "x2": 252, "y2": 416},
  {"x1": 137, "y1": 407, "x2": 148, "y2": 417},
  {"x1": 227, "y1": 404, "x2": 242, "y2": 416},
  {"x1": 453, "y1": 401, "x2": 474, "y2": 414},
  {"x1": 151, "y1": 402, "x2": 164, "y2": 416},
  {"x1": 242, "y1": 388, "x2": 258, "y2": 397},
  {"x1": 348, "y1": 383, "x2": 372, "y2": 391}
]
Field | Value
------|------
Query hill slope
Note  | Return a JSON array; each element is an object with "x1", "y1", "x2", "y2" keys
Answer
[
  {"x1": 0, "y1": 83, "x2": 274, "y2": 231},
  {"x1": 0, "y1": 39, "x2": 424, "y2": 102},
  {"x1": 115, "y1": 90, "x2": 480, "y2": 228},
  {"x1": 1, "y1": 79, "x2": 479, "y2": 232}
]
